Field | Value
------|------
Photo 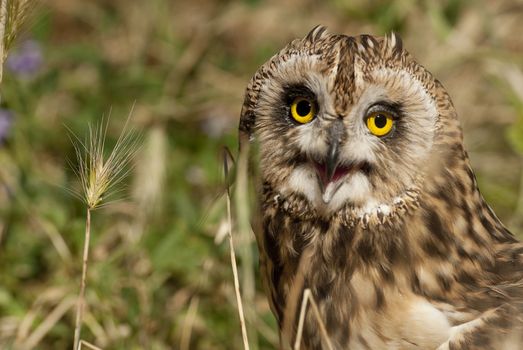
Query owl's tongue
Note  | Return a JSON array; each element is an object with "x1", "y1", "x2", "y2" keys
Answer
[{"x1": 314, "y1": 162, "x2": 350, "y2": 203}]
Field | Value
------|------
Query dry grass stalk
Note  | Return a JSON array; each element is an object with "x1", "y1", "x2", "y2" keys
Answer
[
  {"x1": 223, "y1": 148, "x2": 250, "y2": 350},
  {"x1": 130, "y1": 125, "x2": 167, "y2": 241},
  {"x1": 35, "y1": 215, "x2": 72, "y2": 263},
  {"x1": 234, "y1": 135, "x2": 259, "y2": 349},
  {"x1": 19, "y1": 296, "x2": 76, "y2": 350},
  {"x1": 72, "y1": 207, "x2": 91, "y2": 350},
  {"x1": 70, "y1": 114, "x2": 139, "y2": 350},
  {"x1": 82, "y1": 312, "x2": 107, "y2": 347},
  {"x1": 0, "y1": 0, "x2": 7, "y2": 83},
  {"x1": 78, "y1": 340, "x2": 103, "y2": 350},
  {"x1": 14, "y1": 287, "x2": 69, "y2": 344},
  {"x1": 179, "y1": 296, "x2": 200, "y2": 350},
  {"x1": 293, "y1": 289, "x2": 333, "y2": 350}
]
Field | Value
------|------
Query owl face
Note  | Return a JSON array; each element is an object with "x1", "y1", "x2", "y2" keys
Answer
[{"x1": 241, "y1": 27, "x2": 455, "y2": 217}]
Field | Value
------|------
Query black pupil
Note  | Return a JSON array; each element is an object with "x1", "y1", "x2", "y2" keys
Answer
[
  {"x1": 296, "y1": 100, "x2": 312, "y2": 117},
  {"x1": 374, "y1": 114, "x2": 388, "y2": 128}
]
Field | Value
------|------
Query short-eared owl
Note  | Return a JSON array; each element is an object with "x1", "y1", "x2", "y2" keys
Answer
[{"x1": 239, "y1": 26, "x2": 523, "y2": 349}]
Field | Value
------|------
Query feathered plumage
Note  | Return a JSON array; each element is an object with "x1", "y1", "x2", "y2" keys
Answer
[{"x1": 239, "y1": 26, "x2": 523, "y2": 349}]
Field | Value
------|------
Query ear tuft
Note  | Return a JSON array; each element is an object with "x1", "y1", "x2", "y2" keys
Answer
[
  {"x1": 388, "y1": 32, "x2": 403, "y2": 55},
  {"x1": 305, "y1": 25, "x2": 329, "y2": 43}
]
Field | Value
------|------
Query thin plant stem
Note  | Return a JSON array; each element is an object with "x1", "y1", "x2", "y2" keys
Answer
[
  {"x1": 307, "y1": 290, "x2": 333, "y2": 350},
  {"x1": 179, "y1": 296, "x2": 200, "y2": 350},
  {"x1": 0, "y1": 0, "x2": 7, "y2": 85},
  {"x1": 226, "y1": 182, "x2": 250, "y2": 350},
  {"x1": 223, "y1": 148, "x2": 250, "y2": 350},
  {"x1": 79, "y1": 340, "x2": 103, "y2": 350},
  {"x1": 293, "y1": 289, "x2": 333, "y2": 350},
  {"x1": 20, "y1": 296, "x2": 76, "y2": 350},
  {"x1": 234, "y1": 136, "x2": 258, "y2": 349},
  {"x1": 294, "y1": 289, "x2": 309, "y2": 350},
  {"x1": 73, "y1": 207, "x2": 92, "y2": 350}
]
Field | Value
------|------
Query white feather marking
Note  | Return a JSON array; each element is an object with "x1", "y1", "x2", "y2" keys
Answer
[
  {"x1": 390, "y1": 32, "x2": 397, "y2": 48},
  {"x1": 401, "y1": 299, "x2": 451, "y2": 347},
  {"x1": 283, "y1": 165, "x2": 320, "y2": 204},
  {"x1": 393, "y1": 196, "x2": 404, "y2": 205},
  {"x1": 378, "y1": 204, "x2": 391, "y2": 216},
  {"x1": 296, "y1": 124, "x2": 328, "y2": 155},
  {"x1": 324, "y1": 172, "x2": 374, "y2": 212},
  {"x1": 283, "y1": 165, "x2": 375, "y2": 214}
]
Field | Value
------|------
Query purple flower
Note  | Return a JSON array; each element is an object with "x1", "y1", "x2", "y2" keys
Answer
[
  {"x1": 0, "y1": 109, "x2": 13, "y2": 144},
  {"x1": 200, "y1": 112, "x2": 233, "y2": 139},
  {"x1": 6, "y1": 40, "x2": 43, "y2": 77}
]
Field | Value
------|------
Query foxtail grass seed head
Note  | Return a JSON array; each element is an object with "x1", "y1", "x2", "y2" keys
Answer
[
  {"x1": 2, "y1": 0, "x2": 38, "y2": 61},
  {"x1": 70, "y1": 117, "x2": 139, "y2": 210}
]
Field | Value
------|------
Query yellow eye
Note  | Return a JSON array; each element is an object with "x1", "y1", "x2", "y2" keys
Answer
[
  {"x1": 366, "y1": 112, "x2": 394, "y2": 136},
  {"x1": 290, "y1": 97, "x2": 316, "y2": 124}
]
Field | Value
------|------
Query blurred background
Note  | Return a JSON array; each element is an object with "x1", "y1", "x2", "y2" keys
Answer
[{"x1": 0, "y1": 0, "x2": 522, "y2": 349}]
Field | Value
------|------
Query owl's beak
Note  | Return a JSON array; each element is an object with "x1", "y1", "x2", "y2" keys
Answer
[
  {"x1": 316, "y1": 120, "x2": 346, "y2": 203},
  {"x1": 319, "y1": 138, "x2": 343, "y2": 203},
  {"x1": 325, "y1": 137, "x2": 340, "y2": 183},
  {"x1": 325, "y1": 118, "x2": 344, "y2": 182}
]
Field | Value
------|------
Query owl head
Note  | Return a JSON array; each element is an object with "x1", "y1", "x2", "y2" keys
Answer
[{"x1": 240, "y1": 26, "x2": 464, "y2": 219}]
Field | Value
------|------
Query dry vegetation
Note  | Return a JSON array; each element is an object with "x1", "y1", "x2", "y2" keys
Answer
[{"x1": 0, "y1": 0, "x2": 522, "y2": 349}]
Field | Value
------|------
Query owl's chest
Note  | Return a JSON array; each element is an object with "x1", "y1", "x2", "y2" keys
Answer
[
  {"x1": 300, "y1": 259, "x2": 455, "y2": 349},
  {"x1": 259, "y1": 209, "x2": 468, "y2": 349},
  {"x1": 345, "y1": 275, "x2": 452, "y2": 350}
]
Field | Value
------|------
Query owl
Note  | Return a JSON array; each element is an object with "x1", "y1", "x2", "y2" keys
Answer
[{"x1": 239, "y1": 26, "x2": 523, "y2": 350}]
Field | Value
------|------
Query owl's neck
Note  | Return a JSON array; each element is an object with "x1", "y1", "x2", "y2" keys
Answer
[
  {"x1": 263, "y1": 181, "x2": 421, "y2": 229},
  {"x1": 261, "y1": 158, "x2": 515, "y2": 281},
  {"x1": 263, "y1": 157, "x2": 513, "y2": 244}
]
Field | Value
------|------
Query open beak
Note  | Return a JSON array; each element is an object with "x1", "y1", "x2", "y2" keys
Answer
[
  {"x1": 311, "y1": 120, "x2": 371, "y2": 204},
  {"x1": 314, "y1": 119, "x2": 347, "y2": 203}
]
